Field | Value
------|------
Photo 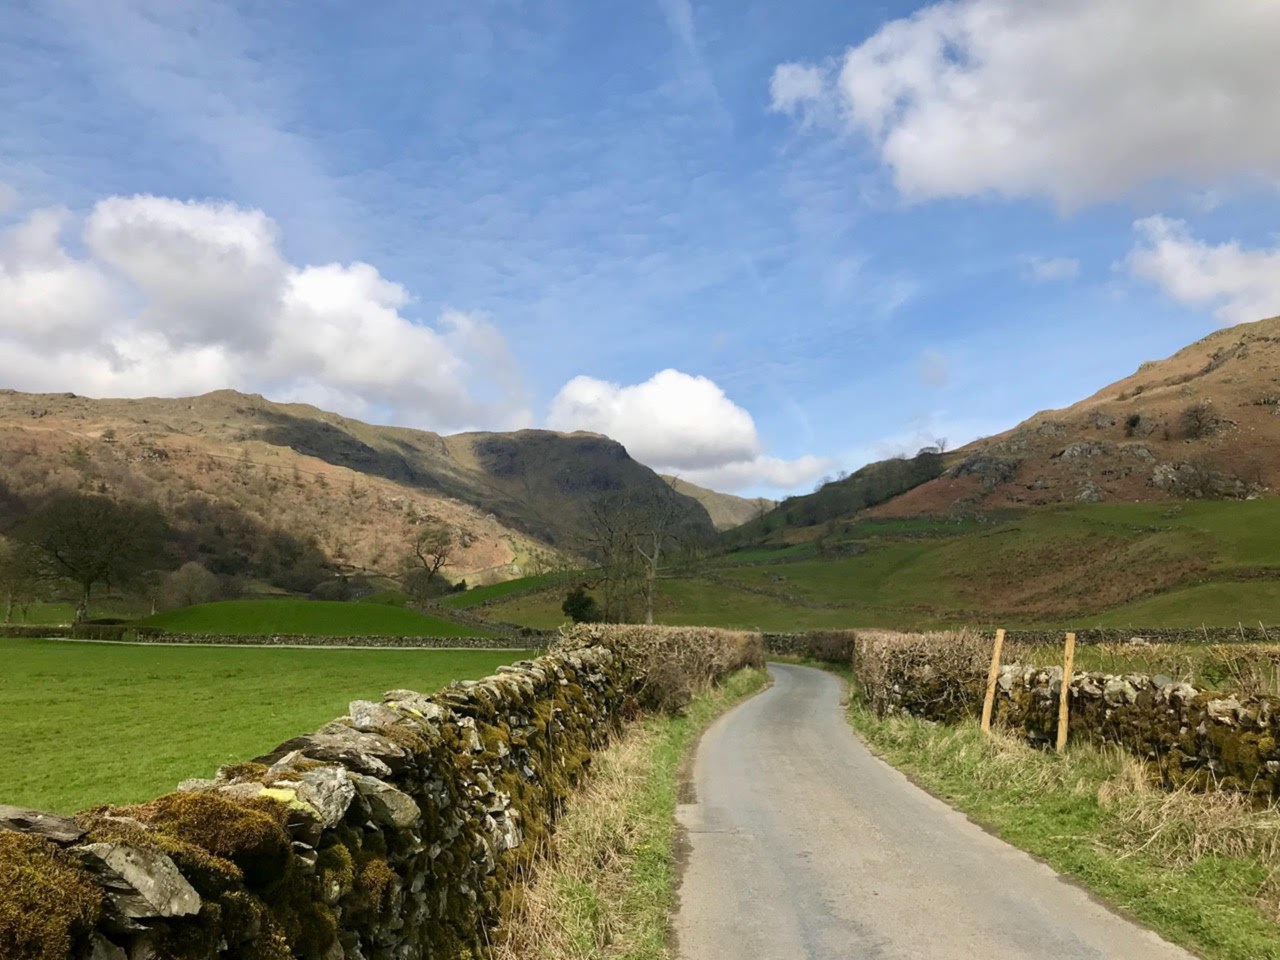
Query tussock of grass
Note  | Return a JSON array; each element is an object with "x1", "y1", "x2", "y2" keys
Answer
[
  {"x1": 851, "y1": 702, "x2": 1280, "y2": 960},
  {"x1": 494, "y1": 668, "x2": 768, "y2": 960}
]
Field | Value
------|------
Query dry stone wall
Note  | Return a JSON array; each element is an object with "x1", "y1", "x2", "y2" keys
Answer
[
  {"x1": 992, "y1": 665, "x2": 1280, "y2": 796},
  {"x1": 2, "y1": 645, "x2": 626, "y2": 960},
  {"x1": 852, "y1": 631, "x2": 1280, "y2": 797}
]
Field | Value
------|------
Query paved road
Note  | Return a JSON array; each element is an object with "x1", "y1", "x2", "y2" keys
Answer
[{"x1": 674, "y1": 663, "x2": 1195, "y2": 960}]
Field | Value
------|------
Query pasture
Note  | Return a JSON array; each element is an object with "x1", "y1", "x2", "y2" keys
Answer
[
  {"x1": 483, "y1": 500, "x2": 1280, "y2": 631},
  {"x1": 0, "y1": 638, "x2": 534, "y2": 813},
  {"x1": 136, "y1": 598, "x2": 491, "y2": 637}
]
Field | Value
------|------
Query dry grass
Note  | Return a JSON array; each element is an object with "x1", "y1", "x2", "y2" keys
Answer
[
  {"x1": 1099, "y1": 761, "x2": 1280, "y2": 920},
  {"x1": 493, "y1": 668, "x2": 768, "y2": 960}
]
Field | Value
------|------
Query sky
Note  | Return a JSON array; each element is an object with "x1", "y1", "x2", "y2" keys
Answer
[{"x1": 2, "y1": 1, "x2": 1280, "y2": 495}]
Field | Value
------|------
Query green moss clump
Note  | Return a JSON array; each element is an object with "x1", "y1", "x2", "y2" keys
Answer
[
  {"x1": 218, "y1": 761, "x2": 270, "y2": 783},
  {"x1": 0, "y1": 832, "x2": 103, "y2": 960},
  {"x1": 356, "y1": 857, "x2": 395, "y2": 913},
  {"x1": 125, "y1": 792, "x2": 292, "y2": 890}
]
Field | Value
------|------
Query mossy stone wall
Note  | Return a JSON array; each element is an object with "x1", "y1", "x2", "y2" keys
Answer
[{"x1": 1, "y1": 645, "x2": 627, "y2": 959}]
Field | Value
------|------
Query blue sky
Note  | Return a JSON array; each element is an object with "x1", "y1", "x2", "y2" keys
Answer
[{"x1": 2, "y1": 1, "x2": 1279, "y2": 494}]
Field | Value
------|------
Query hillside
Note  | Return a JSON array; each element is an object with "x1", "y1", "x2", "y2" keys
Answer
[
  {"x1": 662, "y1": 475, "x2": 774, "y2": 531},
  {"x1": 872, "y1": 316, "x2": 1280, "y2": 518},
  {"x1": 0, "y1": 389, "x2": 714, "y2": 586}
]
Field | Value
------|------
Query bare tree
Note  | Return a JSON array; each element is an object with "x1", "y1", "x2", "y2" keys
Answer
[
  {"x1": 582, "y1": 486, "x2": 695, "y2": 624},
  {"x1": 15, "y1": 494, "x2": 167, "y2": 622},
  {"x1": 0, "y1": 538, "x2": 45, "y2": 623}
]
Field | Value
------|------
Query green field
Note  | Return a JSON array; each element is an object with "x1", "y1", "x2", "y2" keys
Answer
[
  {"x1": 137, "y1": 599, "x2": 491, "y2": 637},
  {"x1": 441, "y1": 572, "x2": 575, "y2": 609},
  {"x1": 480, "y1": 500, "x2": 1280, "y2": 631},
  {"x1": 0, "y1": 638, "x2": 534, "y2": 813}
]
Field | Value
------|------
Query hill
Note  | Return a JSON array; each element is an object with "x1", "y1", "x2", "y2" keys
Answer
[
  {"x1": 0, "y1": 389, "x2": 714, "y2": 588},
  {"x1": 735, "y1": 316, "x2": 1280, "y2": 547},
  {"x1": 661, "y1": 475, "x2": 774, "y2": 531},
  {"x1": 873, "y1": 315, "x2": 1280, "y2": 517}
]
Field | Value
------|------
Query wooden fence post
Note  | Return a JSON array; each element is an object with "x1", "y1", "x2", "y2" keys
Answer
[
  {"x1": 1056, "y1": 632, "x2": 1076, "y2": 753},
  {"x1": 980, "y1": 628, "x2": 1006, "y2": 734}
]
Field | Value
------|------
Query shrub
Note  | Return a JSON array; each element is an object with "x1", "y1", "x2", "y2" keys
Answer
[
  {"x1": 1179, "y1": 400, "x2": 1216, "y2": 439},
  {"x1": 561, "y1": 586, "x2": 601, "y2": 624},
  {"x1": 556, "y1": 624, "x2": 764, "y2": 713},
  {"x1": 804, "y1": 630, "x2": 858, "y2": 664},
  {"x1": 854, "y1": 629, "x2": 990, "y2": 722}
]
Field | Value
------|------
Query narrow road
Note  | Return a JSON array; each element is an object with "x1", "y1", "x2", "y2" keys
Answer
[{"x1": 675, "y1": 663, "x2": 1195, "y2": 960}]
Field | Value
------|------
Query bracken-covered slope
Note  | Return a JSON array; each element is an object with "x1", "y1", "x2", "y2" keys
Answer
[
  {"x1": 0, "y1": 389, "x2": 714, "y2": 583},
  {"x1": 870, "y1": 315, "x2": 1280, "y2": 517},
  {"x1": 661, "y1": 475, "x2": 774, "y2": 531}
]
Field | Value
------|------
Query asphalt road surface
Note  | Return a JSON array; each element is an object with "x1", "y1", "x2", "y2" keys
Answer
[{"x1": 674, "y1": 662, "x2": 1196, "y2": 960}]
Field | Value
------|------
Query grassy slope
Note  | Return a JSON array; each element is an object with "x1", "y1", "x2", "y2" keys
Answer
[
  {"x1": 483, "y1": 500, "x2": 1280, "y2": 631},
  {"x1": 440, "y1": 572, "x2": 572, "y2": 609},
  {"x1": 137, "y1": 599, "x2": 490, "y2": 637},
  {"x1": 0, "y1": 638, "x2": 534, "y2": 813}
]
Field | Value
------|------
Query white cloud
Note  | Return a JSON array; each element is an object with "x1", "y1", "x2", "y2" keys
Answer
[
  {"x1": 546, "y1": 369, "x2": 828, "y2": 491},
  {"x1": 769, "y1": 63, "x2": 827, "y2": 119},
  {"x1": 778, "y1": 1, "x2": 1280, "y2": 206},
  {"x1": 0, "y1": 195, "x2": 528, "y2": 430},
  {"x1": 1020, "y1": 255, "x2": 1079, "y2": 282},
  {"x1": 1126, "y1": 216, "x2": 1280, "y2": 327}
]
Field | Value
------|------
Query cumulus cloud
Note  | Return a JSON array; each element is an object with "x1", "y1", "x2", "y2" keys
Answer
[
  {"x1": 0, "y1": 195, "x2": 529, "y2": 430},
  {"x1": 775, "y1": 1, "x2": 1280, "y2": 205},
  {"x1": 1126, "y1": 217, "x2": 1280, "y2": 327},
  {"x1": 546, "y1": 369, "x2": 829, "y2": 491},
  {"x1": 1020, "y1": 255, "x2": 1080, "y2": 282}
]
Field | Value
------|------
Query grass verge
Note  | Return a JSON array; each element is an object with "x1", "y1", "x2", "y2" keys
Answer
[
  {"x1": 845, "y1": 691, "x2": 1280, "y2": 960},
  {"x1": 494, "y1": 667, "x2": 769, "y2": 960}
]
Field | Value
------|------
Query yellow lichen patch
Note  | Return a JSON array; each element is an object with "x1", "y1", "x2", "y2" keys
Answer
[{"x1": 0, "y1": 832, "x2": 103, "y2": 960}]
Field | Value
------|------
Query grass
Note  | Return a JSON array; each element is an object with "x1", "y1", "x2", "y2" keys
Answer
[
  {"x1": 484, "y1": 578, "x2": 868, "y2": 632},
  {"x1": 5, "y1": 598, "x2": 150, "y2": 626},
  {"x1": 441, "y1": 572, "x2": 575, "y2": 609},
  {"x1": 1086, "y1": 581, "x2": 1280, "y2": 628},
  {"x1": 495, "y1": 667, "x2": 769, "y2": 960},
  {"x1": 845, "y1": 692, "x2": 1280, "y2": 960},
  {"x1": 0, "y1": 638, "x2": 534, "y2": 813},
  {"x1": 478, "y1": 499, "x2": 1280, "y2": 631},
  {"x1": 136, "y1": 598, "x2": 490, "y2": 637}
]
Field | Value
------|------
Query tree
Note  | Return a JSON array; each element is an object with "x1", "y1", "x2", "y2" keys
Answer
[
  {"x1": 0, "y1": 538, "x2": 45, "y2": 623},
  {"x1": 561, "y1": 585, "x2": 601, "y2": 623},
  {"x1": 408, "y1": 517, "x2": 454, "y2": 583},
  {"x1": 160, "y1": 561, "x2": 221, "y2": 611},
  {"x1": 582, "y1": 486, "x2": 696, "y2": 624},
  {"x1": 16, "y1": 494, "x2": 167, "y2": 622}
]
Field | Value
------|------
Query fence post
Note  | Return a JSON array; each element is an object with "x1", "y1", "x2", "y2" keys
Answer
[
  {"x1": 1056, "y1": 632, "x2": 1076, "y2": 753},
  {"x1": 980, "y1": 628, "x2": 1006, "y2": 734}
]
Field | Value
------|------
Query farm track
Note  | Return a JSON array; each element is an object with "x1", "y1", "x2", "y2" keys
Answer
[{"x1": 674, "y1": 663, "x2": 1195, "y2": 960}]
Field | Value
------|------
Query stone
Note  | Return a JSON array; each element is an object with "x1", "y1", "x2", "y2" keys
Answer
[
  {"x1": 271, "y1": 765, "x2": 356, "y2": 828},
  {"x1": 383, "y1": 690, "x2": 446, "y2": 722},
  {"x1": 0, "y1": 803, "x2": 85, "y2": 843},
  {"x1": 257, "y1": 726, "x2": 408, "y2": 777},
  {"x1": 352, "y1": 774, "x2": 422, "y2": 828},
  {"x1": 1152, "y1": 674, "x2": 1174, "y2": 689},
  {"x1": 1206, "y1": 697, "x2": 1243, "y2": 723},
  {"x1": 74, "y1": 843, "x2": 201, "y2": 919},
  {"x1": 349, "y1": 700, "x2": 406, "y2": 732},
  {"x1": 86, "y1": 933, "x2": 128, "y2": 960}
]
